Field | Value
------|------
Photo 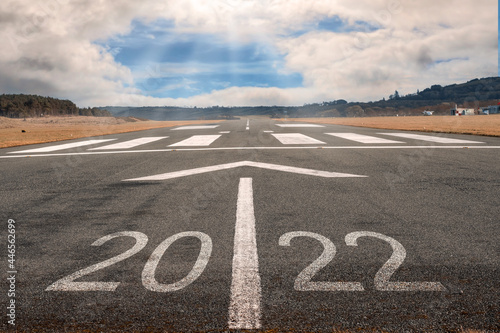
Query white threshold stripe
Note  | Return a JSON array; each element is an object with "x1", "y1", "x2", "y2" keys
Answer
[
  {"x1": 169, "y1": 135, "x2": 221, "y2": 147},
  {"x1": 8, "y1": 139, "x2": 116, "y2": 154},
  {"x1": 123, "y1": 161, "x2": 365, "y2": 181},
  {"x1": 380, "y1": 133, "x2": 484, "y2": 144},
  {"x1": 276, "y1": 124, "x2": 324, "y2": 128},
  {"x1": 88, "y1": 137, "x2": 167, "y2": 150},
  {"x1": 171, "y1": 125, "x2": 220, "y2": 130},
  {"x1": 229, "y1": 178, "x2": 261, "y2": 330},
  {"x1": 272, "y1": 133, "x2": 326, "y2": 145},
  {"x1": 326, "y1": 133, "x2": 403, "y2": 144},
  {"x1": 3, "y1": 146, "x2": 499, "y2": 159}
]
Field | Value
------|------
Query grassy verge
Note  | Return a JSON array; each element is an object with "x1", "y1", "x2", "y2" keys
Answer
[
  {"x1": 283, "y1": 114, "x2": 500, "y2": 137},
  {"x1": 0, "y1": 116, "x2": 225, "y2": 148}
]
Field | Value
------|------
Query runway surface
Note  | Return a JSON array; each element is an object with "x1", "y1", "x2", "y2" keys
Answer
[{"x1": 1, "y1": 117, "x2": 499, "y2": 332}]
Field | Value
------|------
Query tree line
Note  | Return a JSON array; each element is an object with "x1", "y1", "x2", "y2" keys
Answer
[{"x1": 0, "y1": 94, "x2": 111, "y2": 118}]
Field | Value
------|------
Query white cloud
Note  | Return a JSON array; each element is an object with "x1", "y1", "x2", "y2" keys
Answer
[
  {"x1": 80, "y1": 86, "x2": 322, "y2": 108},
  {"x1": 0, "y1": 0, "x2": 497, "y2": 107},
  {"x1": 0, "y1": 0, "x2": 139, "y2": 106},
  {"x1": 275, "y1": 0, "x2": 498, "y2": 101}
]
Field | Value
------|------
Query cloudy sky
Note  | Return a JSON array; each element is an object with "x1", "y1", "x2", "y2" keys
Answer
[{"x1": 0, "y1": 0, "x2": 497, "y2": 107}]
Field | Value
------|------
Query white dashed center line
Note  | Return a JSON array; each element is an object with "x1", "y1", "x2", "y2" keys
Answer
[{"x1": 229, "y1": 178, "x2": 261, "y2": 330}]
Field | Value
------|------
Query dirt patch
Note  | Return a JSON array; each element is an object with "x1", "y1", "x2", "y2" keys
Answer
[
  {"x1": 284, "y1": 115, "x2": 500, "y2": 137},
  {"x1": 0, "y1": 116, "x2": 225, "y2": 148}
]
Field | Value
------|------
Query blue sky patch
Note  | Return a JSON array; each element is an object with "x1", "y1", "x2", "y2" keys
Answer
[
  {"x1": 317, "y1": 16, "x2": 379, "y2": 33},
  {"x1": 99, "y1": 19, "x2": 304, "y2": 98},
  {"x1": 435, "y1": 57, "x2": 469, "y2": 64},
  {"x1": 136, "y1": 71, "x2": 303, "y2": 98}
]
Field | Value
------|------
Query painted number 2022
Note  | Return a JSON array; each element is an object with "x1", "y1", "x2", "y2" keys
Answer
[
  {"x1": 279, "y1": 231, "x2": 446, "y2": 292},
  {"x1": 47, "y1": 230, "x2": 445, "y2": 293}
]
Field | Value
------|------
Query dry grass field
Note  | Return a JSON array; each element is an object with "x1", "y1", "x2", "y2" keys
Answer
[
  {"x1": 0, "y1": 116, "x2": 224, "y2": 148},
  {"x1": 286, "y1": 114, "x2": 500, "y2": 137}
]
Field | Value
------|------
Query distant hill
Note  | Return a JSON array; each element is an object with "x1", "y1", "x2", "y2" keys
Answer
[
  {"x1": 0, "y1": 94, "x2": 112, "y2": 118},
  {"x1": 103, "y1": 77, "x2": 500, "y2": 120},
  {"x1": 103, "y1": 105, "x2": 290, "y2": 121},
  {"x1": 4, "y1": 77, "x2": 499, "y2": 120}
]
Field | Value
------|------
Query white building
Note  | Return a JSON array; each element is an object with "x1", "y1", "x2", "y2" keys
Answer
[{"x1": 451, "y1": 105, "x2": 475, "y2": 116}]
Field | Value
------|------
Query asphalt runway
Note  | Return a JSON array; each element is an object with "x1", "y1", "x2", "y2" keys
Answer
[{"x1": 1, "y1": 117, "x2": 499, "y2": 332}]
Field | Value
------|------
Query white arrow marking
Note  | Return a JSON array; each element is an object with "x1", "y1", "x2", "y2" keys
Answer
[
  {"x1": 123, "y1": 161, "x2": 366, "y2": 181},
  {"x1": 229, "y1": 178, "x2": 261, "y2": 329}
]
